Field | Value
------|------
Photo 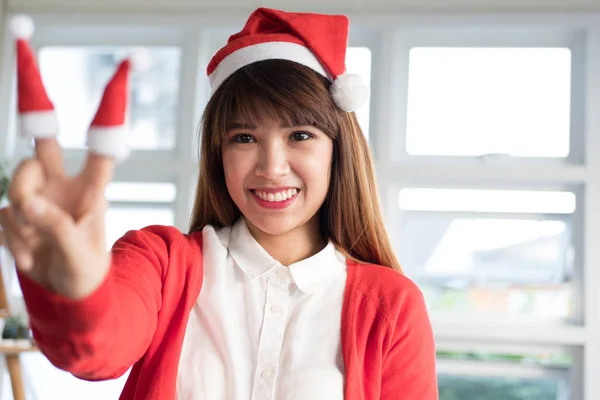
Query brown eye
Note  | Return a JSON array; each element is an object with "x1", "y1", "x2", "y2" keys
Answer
[
  {"x1": 232, "y1": 134, "x2": 255, "y2": 144},
  {"x1": 290, "y1": 131, "x2": 313, "y2": 141}
]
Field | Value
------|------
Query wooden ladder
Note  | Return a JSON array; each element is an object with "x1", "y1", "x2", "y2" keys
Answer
[{"x1": 0, "y1": 232, "x2": 38, "y2": 400}]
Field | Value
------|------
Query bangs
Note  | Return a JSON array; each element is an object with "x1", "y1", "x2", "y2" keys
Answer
[{"x1": 206, "y1": 60, "x2": 340, "y2": 148}]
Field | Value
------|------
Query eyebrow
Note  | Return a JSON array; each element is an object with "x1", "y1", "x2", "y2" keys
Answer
[
  {"x1": 227, "y1": 122, "x2": 297, "y2": 130},
  {"x1": 227, "y1": 122, "x2": 256, "y2": 130}
]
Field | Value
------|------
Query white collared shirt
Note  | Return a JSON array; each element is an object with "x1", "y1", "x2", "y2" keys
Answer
[{"x1": 176, "y1": 219, "x2": 347, "y2": 400}]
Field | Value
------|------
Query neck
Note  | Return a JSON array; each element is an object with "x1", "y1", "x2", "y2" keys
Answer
[{"x1": 246, "y1": 216, "x2": 327, "y2": 266}]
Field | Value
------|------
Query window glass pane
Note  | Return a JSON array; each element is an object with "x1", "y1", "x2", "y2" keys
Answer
[
  {"x1": 438, "y1": 375, "x2": 565, "y2": 400},
  {"x1": 39, "y1": 46, "x2": 181, "y2": 150},
  {"x1": 397, "y1": 189, "x2": 574, "y2": 320},
  {"x1": 105, "y1": 207, "x2": 174, "y2": 248},
  {"x1": 346, "y1": 47, "x2": 372, "y2": 138},
  {"x1": 406, "y1": 47, "x2": 571, "y2": 157},
  {"x1": 105, "y1": 182, "x2": 176, "y2": 203}
]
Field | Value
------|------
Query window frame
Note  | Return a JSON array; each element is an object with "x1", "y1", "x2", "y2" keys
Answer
[
  {"x1": 368, "y1": 19, "x2": 599, "y2": 400},
  {"x1": 384, "y1": 26, "x2": 585, "y2": 167}
]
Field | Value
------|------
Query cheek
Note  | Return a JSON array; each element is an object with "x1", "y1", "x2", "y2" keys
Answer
[
  {"x1": 222, "y1": 151, "x2": 246, "y2": 195},
  {"x1": 298, "y1": 144, "x2": 333, "y2": 195}
]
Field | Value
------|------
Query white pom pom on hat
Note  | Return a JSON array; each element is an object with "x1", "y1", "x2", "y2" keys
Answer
[
  {"x1": 9, "y1": 14, "x2": 35, "y2": 40},
  {"x1": 207, "y1": 7, "x2": 370, "y2": 113},
  {"x1": 129, "y1": 48, "x2": 152, "y2": 72},
  {"x1": 331, "y1": 73, "x2": 370, "y2": 113}
]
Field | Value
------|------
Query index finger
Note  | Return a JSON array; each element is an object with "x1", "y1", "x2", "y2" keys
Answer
[
  {"x1": 34, "y1": 137, "x2": 64, "y2": 177},
  {"x1": 8, "y1": 158, "x2": 46, "y2": 207}
]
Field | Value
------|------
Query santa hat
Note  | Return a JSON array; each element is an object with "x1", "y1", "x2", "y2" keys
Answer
[
  {"x1": 207, "y1": 8, "x2": 369, "y2": 112},
  {"x1": 9, "y1": 15, "x2": 59, "y2": 138},
  {"x1": 85, "y1": 59, "x2": 132, "y2": 162}
]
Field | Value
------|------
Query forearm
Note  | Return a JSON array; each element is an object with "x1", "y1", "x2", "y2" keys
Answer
[{"x1": 18, "y1": 261, "x2": 160, "y2": 380}]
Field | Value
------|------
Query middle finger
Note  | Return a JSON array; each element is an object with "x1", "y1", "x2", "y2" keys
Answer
[{"x1": 35, "y1": 137, "x2": 65, "y2": 178}]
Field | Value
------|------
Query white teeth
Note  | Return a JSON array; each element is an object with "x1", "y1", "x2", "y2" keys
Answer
[{"x1": 254, "y1": 189, "x2": 299, "y2": 202}]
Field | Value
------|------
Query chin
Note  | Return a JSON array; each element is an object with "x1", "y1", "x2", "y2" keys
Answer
[{"x1": 244, "y1": 214, "x2": 305, "y2": 237}]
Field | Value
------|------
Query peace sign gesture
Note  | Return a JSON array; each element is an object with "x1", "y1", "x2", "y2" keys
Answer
[{"x1": 0, "y1": 17, "x2": 132, "y2": 299}]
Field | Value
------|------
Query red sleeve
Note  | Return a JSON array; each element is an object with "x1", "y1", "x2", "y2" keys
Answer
[
  {"x1": 381, "y1": 286, "x2": 439, "y2": 399},
  {"x1": 17, "y1": 225, "x2": 178, "y2": 381}
]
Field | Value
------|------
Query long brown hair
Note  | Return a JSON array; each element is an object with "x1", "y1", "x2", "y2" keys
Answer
[{"x1": 189, "y1": 60, "x2": 402, "y2": 272}]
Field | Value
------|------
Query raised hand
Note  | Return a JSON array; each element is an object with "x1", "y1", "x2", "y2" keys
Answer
[
  {"x1": 0, "y1": 16, "x2": 132, "y2": 299},
  {"x1": 0, "y1": 140, "x2": 116, "y2": 300}
]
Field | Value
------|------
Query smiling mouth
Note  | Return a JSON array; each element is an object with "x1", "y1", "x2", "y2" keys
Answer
[{"x1": 250, "y1": 188, "x2": 300, "y2": 203}]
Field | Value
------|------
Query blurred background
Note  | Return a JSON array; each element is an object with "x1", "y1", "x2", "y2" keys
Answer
[{"x1": 0, "y1": 0, "x2": 599, "y2": 399}]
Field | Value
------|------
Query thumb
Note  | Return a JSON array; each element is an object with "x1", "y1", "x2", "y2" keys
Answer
[{"x1": 20, "y1": 196, "x2": 76, "y2": 246}]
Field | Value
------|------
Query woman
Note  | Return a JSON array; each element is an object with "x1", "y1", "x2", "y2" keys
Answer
[{"x1": 0, "y1": 8, "x2": 438, "y2": 400}]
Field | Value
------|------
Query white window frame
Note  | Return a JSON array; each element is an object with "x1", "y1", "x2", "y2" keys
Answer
[
  {"x1": 378, "y1": 25, "x2": 586, "y2": 167},
  {"x1": 366, "y1": 15, "x2": 600, "y2": 400}
]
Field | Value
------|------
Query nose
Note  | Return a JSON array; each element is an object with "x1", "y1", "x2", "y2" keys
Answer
[{"x1": 254, "y1": 140, "x2": 290, "y2": 180}]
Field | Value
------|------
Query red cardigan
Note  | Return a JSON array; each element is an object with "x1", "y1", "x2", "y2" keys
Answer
[{"x1": 18, "y1": 225, "x2": 438, "y2": 399}]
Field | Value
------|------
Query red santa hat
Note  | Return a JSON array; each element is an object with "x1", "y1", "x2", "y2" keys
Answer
[
  {"x1": 207, "y1": 8, "x2": 369, "y2": 112},
  {"x1": 85, "y1": 59, "x2": 132, "y2": 162},
  {"x1": 9, "y1": 15, "x2": 59, "y2": 138}
]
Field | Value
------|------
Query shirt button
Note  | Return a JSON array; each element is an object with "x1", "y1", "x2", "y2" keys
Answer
[
  {"x1": 270, "y1": 305, "x2": 282, "y2": 314},
  {"x1": 261, "y1": 368, "x2": 274, "y2": 381},
  {"x1": 275, "y1": 269, "x2": 287, "y2": 282}
]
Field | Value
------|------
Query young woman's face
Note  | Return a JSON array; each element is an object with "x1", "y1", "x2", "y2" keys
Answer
[{"x1": 222, "y1": 117, "x2": 333, "y2": 237}]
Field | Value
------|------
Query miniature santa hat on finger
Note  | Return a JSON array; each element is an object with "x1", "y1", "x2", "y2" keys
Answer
[
  {"x1": 86, "y1": 58, "x2": 139, "y2": 162},
  {"x1": 9, "y1": 15, "x2": 59, "y2": 138},
  {"x1": 207, "y1": 7, "x2": 369, "y2": 112}
]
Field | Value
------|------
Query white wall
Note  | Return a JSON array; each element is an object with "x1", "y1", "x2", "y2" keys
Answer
[{"x1": 6, "y1": 0, "x2": 600, "y2": 14}]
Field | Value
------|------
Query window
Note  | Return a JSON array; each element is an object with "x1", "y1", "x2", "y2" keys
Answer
[
  {"x1": 405, "y1": 47, "x2": 572, "y2": 158},
  {"x1": 39, "y1": 46, "x2": 181, "y2": 150},
  {"x1": 396, "y1": 188, "x2": 575, "y2": 320},
  {"x1": 381, "y1": 27, "x2": 591, "y2": 398}
]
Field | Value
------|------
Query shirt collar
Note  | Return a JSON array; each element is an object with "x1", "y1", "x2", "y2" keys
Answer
[
  {"x1": 288, "y1": 241, "x2": 345, "y2": 293},
  {"x1": 229, "y1": 218, "x2": 280, "y2": 279},
  {"x1": 228, "y1": 218, "x2": 345, "y2": 293}
]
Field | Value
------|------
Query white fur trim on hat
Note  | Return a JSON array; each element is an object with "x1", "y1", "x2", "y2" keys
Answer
[
  {"x1": 330, "y1": 73, "x2": 370, "y2": 112},
  {"x1": 9, "y1": 15, "x2": 34, "y2": 40},
  {"x1": 19, "y1": 111, "x2": 58, "y2": 138},
  {"x1": 209, "y1": 41, "x2": 331, "y2": 93},
  {"x1": 86, "y1": 126, "x2": 130, "y2": 162}
]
